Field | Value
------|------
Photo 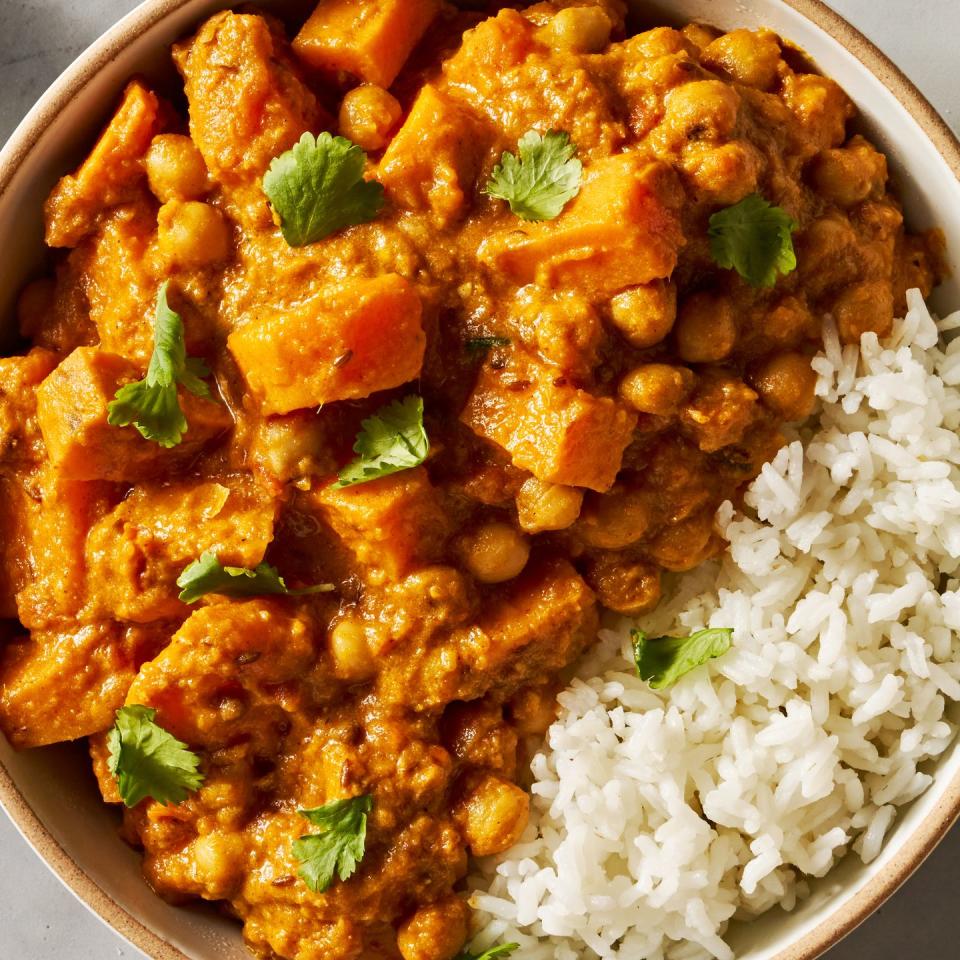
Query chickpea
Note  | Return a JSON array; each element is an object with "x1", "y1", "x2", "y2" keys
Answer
[
  {"x1": 680, "y1": 374, "x2": 758, "y2": 452},
  {"x1": 397, "y1": 896, "x2": 470, "y2": 960},
  {"x1": 508, "y1": 682, "x2": 559, "y2": 736},
  {"x1": 189, "y1": 832, "x2": 246, "y2": 899},
  {"x1": 674, "y1": 292, "x2": 738, "y2": 363},
  {"x1": 459, "y1": 522, "x2": 530, "y2": 583},
  {"x1": 663, "y1": 80, "x2": 741, "y2": 142},
  {"x1": 782, "y1": 73, "x2": 853, "y2": 150},
  {"x1": 157, "y1": 200, "x2": 231, "y2": 269},
  {"x1": 145, "y1": 133, "x2": 210, "y2": 202},
  {"x1": 608, "y1": 281, "x2": 677, "y2": 348},
  {"x1": 750, "y1": 352, "x2": 817, "y2": 421},
  {"x1": 702, "y1": 29, "x2": 783, "y2": 90},
  {"x1": 809, "y1": 135, "x2": 888, "y2": 208},
  {"x1": 577, "y1": 488, "x2": 657, "y2": 549},
  {"x1": 537, "y1": 6, "x2": 612, "y2": 53},
  {"x1": 645, "y1": 510, "x2": 718, "y2": 572},
  {"x1": 764, "y1": 295, "x2": 817, "y2": 347},
  {"x1": 681, "y1": 22, "x2": 721, "y2": 52},
  {"x1": 329, "y1": 617, "x2": 375, "y2": 680},
  {"x1": 620, "y1": 364, "x2": 696, "y2": 417},
  {"x1": 339, "y1": 84, "x2": 403, "y2": 152},
  {"x1": 455, "y1": 773, "x2": 529, "y2": 856},
  {"x1": 515, "y1": 477, "x2": 583, "y2": 533},
  {"x1": 585, "y1": 555, "x2": 662, "y2": 615},
  {"x1": 683, "y1": 140, "x2": 761, "y2": 205},
  {"x1": 249, "y1": 413, "x2": 335, "y2": 483},
  {"x1": 16, "y1": 278, "x2": 54, "y2": 338},
  {"x1": 832, "y1": 280, "x2": 894, "y2": 344}
]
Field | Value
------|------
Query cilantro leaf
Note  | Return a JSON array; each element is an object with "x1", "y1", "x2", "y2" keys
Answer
[
  {"x1": 263, "y1": 132, "x2": 384, "y2": 246},
  {"x1": 708, "y1": 194, "x2": 798, "y2": 288},
  {"x1": 107, "y1": 282, "x2": 214, "y2": 448},
  {"x1": 106, "y1": 705, "x2": 204, "y2": 808},
  {"x1": 337, "y1": 395, "x2": 429, "y2": 487},
  {"x1": 176, "y1": 551, "x2": 335, "y2": 604},
  {"x1": 455, "y1": 945, "x2": 520, "y2": 960},
  {"x1": 631, "y1": 627, "x2": 733, "y2": 690},
  {"x1": 293, "y1": 795, "x2": 373, "y2": 893},
  {"x1": 485, "y1": 130, "x2": 582, "y2": 221},
  {"x1": 465, "y1": 336, "x2": 511, "y2": 356}
]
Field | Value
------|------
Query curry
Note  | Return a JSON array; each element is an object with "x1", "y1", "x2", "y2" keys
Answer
[{"x1": 0, "y1": 1, "x2": 943, "y2": 959}]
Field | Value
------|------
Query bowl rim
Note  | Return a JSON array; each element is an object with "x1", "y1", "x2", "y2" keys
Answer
[{"x1": 1, "y1": 1, "x2": 960, "y2": 959}]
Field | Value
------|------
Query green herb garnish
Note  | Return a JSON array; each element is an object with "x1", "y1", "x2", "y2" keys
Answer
[
  {"x1": 455, "y1": 945, "x2": 520, "y2": 960},
  {"x1": 485, "y1": 130, "x2": 582, "y2": 221},
  {"x1": 337, "y1": 395, "x2": 429, "y2": 487},
  {"x1": 263, "y1": 132, "x2": 384, "y2": 246},
  {"x1": 107, "y1": 282, "x2": 213, "y2": 448},
  {"x1": 176, "y1": 551, "x2": 335, "y2": 604},
  {"x1": 631, "y1": 627, "x2": 733, "y2": 689},
  {"x1": 107, "y1": 705, "x2": 204, "y2": 808},
  {"x1": 293, "y1": 795, "x2": 373, "y2": 893},
  {"x1": 707, "y1": 194, "x2": 798, "y2": 288},
  {"x1": 465, "y1": 336, "x2": 511, "y2": 356}
]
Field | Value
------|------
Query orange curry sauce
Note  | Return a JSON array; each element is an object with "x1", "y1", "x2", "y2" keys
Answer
[{"x1": 0, "y1": 1, "x2": 942, "y2": 958}]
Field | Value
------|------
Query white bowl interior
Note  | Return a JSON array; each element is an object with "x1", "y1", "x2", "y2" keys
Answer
[{"x1": 2, "y1": 1, "x2": 960, "y2": 958}]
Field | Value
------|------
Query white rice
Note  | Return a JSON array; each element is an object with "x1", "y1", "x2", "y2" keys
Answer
[{"x1": 467, "y1": 290, "x2": 960, "y2": 959}]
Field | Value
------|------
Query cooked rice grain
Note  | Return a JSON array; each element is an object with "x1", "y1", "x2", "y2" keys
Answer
[{"x1": 468, "y1": 291, "x2": 960, "y2": 959}]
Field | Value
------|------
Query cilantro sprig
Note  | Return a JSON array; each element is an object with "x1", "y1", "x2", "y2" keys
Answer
[
  {"x1": 176, "y1": 551, "x2": 335, "y2": 604},
  {"x1": 107, "y1": 282, "x2": 214, "y2": 448},
  {"x1": 293, "y1": 795, "x2": 373, "y2": 893},
  {"x1": 455, "y1": 945, "x2": 519, "y2": 960},
  {"x1": 338, "y1": 395, "x2": 429, "y2": 487},
  {"x1": 708, "y1": 194, "x2": 798, "y2": 288},
  {"x1": 631, "y1": 627, "x2": 733, "y2": 690},
  {"x1": 485, "y1": 130, "x2": 582, "y2": 221},
  {"x1": 107, "y1": 705, "x2": 204, "y2": 808},
  {"x1": 263, "y1": 132, "x2": 384, "y2": 246}
]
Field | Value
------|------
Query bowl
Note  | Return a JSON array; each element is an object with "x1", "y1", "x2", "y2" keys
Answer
[{"x1": 2, "y1": 1, "x2": 960, "y2": 958}]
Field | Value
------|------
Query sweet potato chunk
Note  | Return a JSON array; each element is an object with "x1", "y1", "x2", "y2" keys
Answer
[
  {"x1": 313, "y1": 467, "x2": 450, "y2": 579},
  {"x1": 461, "y1": 358, "x2": 637, "y2": 492},
  {"x1": 379, "y1": 85, "x2": 483, "y2": 224},
  {"x1": 13, "y1": 466, "x2": 117, "y2": 630},
  {"x1": 0, "y1": 621, "x2": 172, "y2": 748},
  {"x1": 83, "y1": 478, "x2": 277, "y2": 623},
  {"x1": 0, "y1": 348, "x2": 58, "y2": 465},
  {"x1": 125, "y1": 601, "x2": 315, "y2": 751},
  {"x1": 173, "y1": 12, "x2": 319, "y2": 187},
  {"x1": 450, "y1": 558, "x2": 597, "y2": 702},
  {"x1": 293, "y1": 0, "x2": 442, "y2": 89},
  {"x1": 44, "y1": 80, "x2": 162, "y2": 248},
  {"x1": 228, "y1": 275, "x2": 425, "y2": 415},
  {"x1": 36, "y1": 347, "x2": 232, "y2": 482},
  {"x1": 478, "y1": 155, "x2": 684, "y2": 297}
]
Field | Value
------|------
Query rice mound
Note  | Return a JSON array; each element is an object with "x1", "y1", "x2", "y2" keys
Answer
[{"x1": 467, "y1": 290, "x2": 960, "y2": 960}]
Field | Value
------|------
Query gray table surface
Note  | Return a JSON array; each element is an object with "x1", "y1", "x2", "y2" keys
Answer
[{"x1": 0, "y1": 0, "x2": 957, "y2": 957}]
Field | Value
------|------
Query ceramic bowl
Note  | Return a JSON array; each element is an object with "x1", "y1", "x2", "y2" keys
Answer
[{"x1": 2, "y1": 1, "x2": 960, "y2": 958}]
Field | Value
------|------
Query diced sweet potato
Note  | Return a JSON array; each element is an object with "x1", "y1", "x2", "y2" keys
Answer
[
  {"x1": 0, "y1": 621, "x2": 172, "y2": 748},
  {"x1": 478, "y1": 155, "x2": 684, "y2": 298},
  {"x1": 0, "y1": 477, "x2": 30, "y2": 619},
  {"x1": 378, "y1": 85, "x2": 483, "y2": 224},
  {"x1": 453, "y1": 558, "x2": 597, "y2": 702},
  {"x1": 83, "y1": 478, "x2": 277, "y2": 623},
  {"x1": 228, "y1": 274, "x2": 425, "y2": 415},
  {"x1": 36, "y1": 347, "x2": 232, "y2": 482},
  {"x1": 173, "y1": 12, "x2": 320, "y2": 187},
  {"x1": 312, "y1": 467, "x2": 450, "y2": 579},
  {"x1": 83, "y1": 204, "x2": 158, "y2": 363},
  {"x1": 0, "y1": 348, "x2": 58, "y2": 465},
  {"x1": 125, "y1": 601, "x2": 315, "y2": 751},
  {"x1": 461, "y1": 358, "x2": 637, "y2": 492},
  {"x1": 12, "y1": 465, "x2": 117, "y2": 630},
  {"x1": 45, "y1": 81, "x2": 162, "y2": 248},
  {"x1": 293, "y1": 0, "x2": 442, "y2": 89}
]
